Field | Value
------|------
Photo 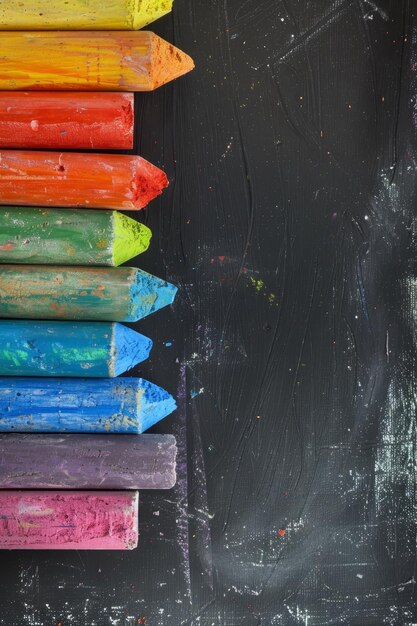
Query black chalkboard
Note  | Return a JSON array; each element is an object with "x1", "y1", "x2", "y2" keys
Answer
[{"x1": 0, "y1": 0, "x2": 416, "y2": 624}]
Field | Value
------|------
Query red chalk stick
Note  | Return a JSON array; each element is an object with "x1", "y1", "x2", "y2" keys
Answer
[
  {"x1": 0, "y1": 92, "x2": 134, "y2": 150},
  {"x1": 0, "y1": 491, "x2": 139, "y2": 550},
  {"x1": 0, "y1": 150, "x2": 168, "y2": 210}
]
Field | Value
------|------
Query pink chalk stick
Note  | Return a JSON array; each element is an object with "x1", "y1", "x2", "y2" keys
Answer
[{"x1": 0, "y1": 491, "x2": 138, "y2": 550}]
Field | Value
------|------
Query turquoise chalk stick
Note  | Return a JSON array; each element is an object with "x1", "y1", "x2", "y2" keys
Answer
[
  {"x1": 0, "y1": 377, "x2": 176, "y2": 433},
  {"x1": 0, "y1": 320, "x2": 152, "y2": 377},
  {"x1": 0, "y1": 265, "x2": 178, "y2": 322}
]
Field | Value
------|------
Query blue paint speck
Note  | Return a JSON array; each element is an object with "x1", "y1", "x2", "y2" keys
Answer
[{"x1": 191, "y1": 388, "x2": 204, "y2": 399}]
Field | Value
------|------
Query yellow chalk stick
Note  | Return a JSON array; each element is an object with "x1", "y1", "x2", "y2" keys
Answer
[{"x1": 0, "y1": 0, "x2": 173, "y2": 30}]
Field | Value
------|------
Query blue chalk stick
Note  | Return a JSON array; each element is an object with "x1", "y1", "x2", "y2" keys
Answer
[
  {"x1": 0, "y1": 320, "x2": 152, "y2": 377},
  {"x1": 0, "y1": 377, "x2": 176, "y2": 433}
]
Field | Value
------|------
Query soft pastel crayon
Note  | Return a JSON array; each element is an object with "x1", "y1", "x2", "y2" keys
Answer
[
  {"x1": 0, "y1": 150, "x2": 168, "y2": 210},
  {"x1": 0, "y1": 434, "x2": 177, "y2": 490},
  {"x1": 0, "y1": 320, "x2": 152, "y2": 377},
  {"x1": 0, "y1": 0, "x2": 172, "y2": 30},
  {"x1": 0, "y1": 377, "x2": 177, "y2": 433},
  {"x1": 0, "y1": 265, "x2": 177, "y2": 322},
  {"x1": 0, "y1": 208, "x2": 152, "y2": 266},
  {"x1": 0, "y1": 92, "x2": 134, "y2": 149},
  {"x1": 0, "y1": 32, "x2": 194, "y2": 91},
  {"x1": 0, "y1": 491, "x2": 139, "y2": 550}
]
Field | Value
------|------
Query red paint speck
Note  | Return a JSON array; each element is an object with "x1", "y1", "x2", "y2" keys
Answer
[
  {"x1": 278, "y1": 529, "x2": 286, "y2": 537},
  {"x1": 218, "y1": 255, "x2": 225, "y2": 263}
]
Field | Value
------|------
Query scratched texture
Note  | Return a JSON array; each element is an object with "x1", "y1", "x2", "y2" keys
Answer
[{"x1": 0, "y1": 0, "x2": 416, "y2": 624}]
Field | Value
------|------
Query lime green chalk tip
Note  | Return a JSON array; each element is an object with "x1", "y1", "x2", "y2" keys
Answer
[{"x1": 112, "y1": 212, "x2": 152, "y2": 267}]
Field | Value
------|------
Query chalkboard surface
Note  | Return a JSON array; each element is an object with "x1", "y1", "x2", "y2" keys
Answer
[{"x1": 0, "y1": 1, "x2": 416, "y2": 624}]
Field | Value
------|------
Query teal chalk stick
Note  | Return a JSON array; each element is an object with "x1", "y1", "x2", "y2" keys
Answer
[
  {"x1": 0, "y1": 265, "x2": 177, "y2": 322},
  {"x1": 0, "y1": 320, "x2": 152, "y2": 377},
  {"x1": 0, "y1": 377, "x2": 176, "y2": 433}
]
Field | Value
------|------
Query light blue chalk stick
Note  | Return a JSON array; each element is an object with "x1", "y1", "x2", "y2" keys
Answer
[
  {"x1": 0, "y1": 320, "x2": 152, "y2": 377},
  {"x1": 0, "y1": 377, "x2": 176, "y2": 433}
]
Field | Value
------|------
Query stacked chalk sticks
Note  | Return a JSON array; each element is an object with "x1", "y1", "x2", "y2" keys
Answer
[{"x1": 0, "y1": 1, "x2": 194, "y2": 550}]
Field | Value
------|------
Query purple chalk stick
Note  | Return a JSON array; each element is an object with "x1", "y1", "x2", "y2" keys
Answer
[{"x1": 0, "y1": 434, "x2": 177, "y2": 490}]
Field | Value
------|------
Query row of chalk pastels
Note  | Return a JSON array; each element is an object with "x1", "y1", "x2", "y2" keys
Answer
[{"x1": 0, "y1": 1, "x2": 194, "y2": 550}]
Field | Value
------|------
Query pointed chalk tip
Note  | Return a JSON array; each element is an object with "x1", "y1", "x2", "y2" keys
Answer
[
  {"x1": 132, "y1": 156, "x2": 169, "y2": 209},
  {"x1": 150, "y1": 33, "x2": 195, "y2": 90},
  {"x1": 138, "y1": 378, "x2": 177, "y2": 432},
  {"x1": 151, "y1": 279, "x2": 178, "y2": 310},
  {"x1": 112, "y1": 212, "x2": 152, "y2": 266},
  {"x1": 132, "y1": 1, "x2": 174, "y2": 29},
  {"x1": 112, "y1": 323, "x2": 153, "y2": 377},
  {"x1": 129, "y1": 269, "x2": 178, "y2": 321}
]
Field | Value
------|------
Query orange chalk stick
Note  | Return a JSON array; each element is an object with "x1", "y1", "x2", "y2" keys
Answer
[
  {"x1": 0, "y1": 92, "x2": 134, "y2": 150},
  {"x1": 0, "y1": 31, "x2": 194, "y2": 92},
  {"x1": 0, "y1": 150, "x2": 168, "y2": 210}
]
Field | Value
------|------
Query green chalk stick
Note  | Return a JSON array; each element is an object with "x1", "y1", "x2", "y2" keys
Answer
[{"x1": 0, "y1": 207, "x2": 151, "y2": 266}]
